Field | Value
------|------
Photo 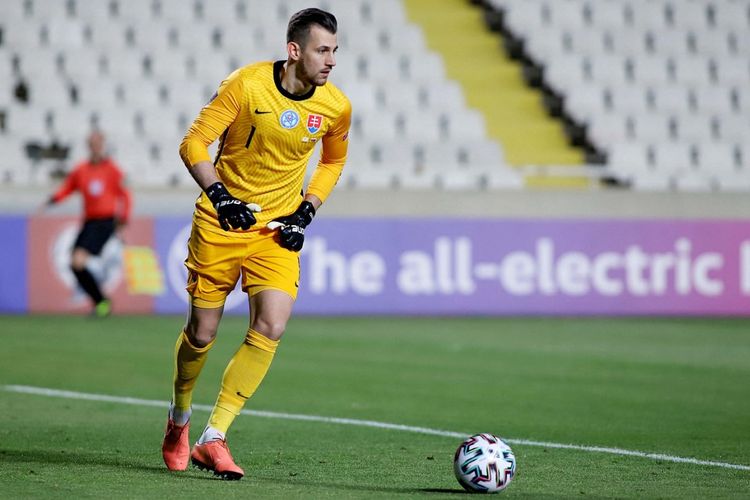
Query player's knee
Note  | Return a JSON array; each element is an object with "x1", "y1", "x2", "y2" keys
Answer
[
  {"x1": 184, "y1": 322, "x2": 218, "y2": 348},
  {"x1": 251, "y1": 318, "x2": 287, "y2": 341},
  {"x1": 70, "y1": 249, "x2": 88, "y2": 270}
]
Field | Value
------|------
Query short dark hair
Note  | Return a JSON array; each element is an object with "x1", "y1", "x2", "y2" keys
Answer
[{"x1": 286, "y1": 8, "x2": 337, "y2": 47}]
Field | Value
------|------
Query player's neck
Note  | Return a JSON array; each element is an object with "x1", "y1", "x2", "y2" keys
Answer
[{"x1": 280, "y1": 61, "x2": 313, "y2": 96}]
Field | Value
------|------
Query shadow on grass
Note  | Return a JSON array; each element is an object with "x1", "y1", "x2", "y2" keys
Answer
[
  {"x1": 0, "y1": 448, "x2": 194, "y2": 478},
  {"x1": 251, "y1": 475, "x2": 467, "y2": 495}
]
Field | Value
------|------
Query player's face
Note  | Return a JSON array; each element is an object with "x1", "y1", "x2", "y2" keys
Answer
[
  {"x1": 298, "y1": 25, "x2": 337, "y2": 86},
  {"x1": 88, "y1": 132, "x2": 106, "y2": 160}
]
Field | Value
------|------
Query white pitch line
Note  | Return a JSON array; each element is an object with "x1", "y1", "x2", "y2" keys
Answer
[{"x1": 3, "y1": 384, "x2": 749, "y2": 472}]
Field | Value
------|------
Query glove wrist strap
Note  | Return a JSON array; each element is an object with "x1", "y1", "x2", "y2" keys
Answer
[
  {"x1": 205, "y1": 182, "x2": 231, "y2": 207},
  {"x1": 298, "y1": 201, "x2": 316, "y2": 227}
]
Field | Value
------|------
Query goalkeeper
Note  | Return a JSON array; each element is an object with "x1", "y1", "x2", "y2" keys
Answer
[{"x1": 161, "y1": 8, "x2": 351, "y2": 481}]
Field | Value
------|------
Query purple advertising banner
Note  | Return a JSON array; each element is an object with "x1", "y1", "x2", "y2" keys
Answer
[
  {"x1": 4, "y1": 215, "x2": 749, "y2": 315},
  {"x1": 152, "y1": 217, "x2": 750, "y2": 316},
  {"x1": 0, "y1": 217, "x2": 28, "y2": 313}
]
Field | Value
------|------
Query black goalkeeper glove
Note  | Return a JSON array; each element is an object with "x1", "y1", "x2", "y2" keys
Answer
[
  {"x1": 266, "y1": 201, "x2": 316, "y2": 252},
  {"x1": 205, "y1": 182, "x2": 261, "y2": 231}
]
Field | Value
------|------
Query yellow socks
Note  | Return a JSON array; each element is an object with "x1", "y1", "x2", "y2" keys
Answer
[
  {"x1": 207, "y1": 328, "x2": 279, "y2": 435},
  {"x1": 172, "y1": 330, "x2": 214, "y2": 415}
]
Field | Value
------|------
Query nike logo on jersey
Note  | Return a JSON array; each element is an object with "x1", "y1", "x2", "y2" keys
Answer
[
  {"x1": 254, "y1": 109, "x2": 271, "y2": 114},
  {"x1": 236, "y1": 391, "x2": 250, "y2": 399}
]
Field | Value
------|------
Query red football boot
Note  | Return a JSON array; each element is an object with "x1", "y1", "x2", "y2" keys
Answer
[
  {"x1": 162, "y1": 418, "x2": 190, "y2": 471},
  {"x1": 191, "y1": 439, "x2": 245, "y2": 480}
]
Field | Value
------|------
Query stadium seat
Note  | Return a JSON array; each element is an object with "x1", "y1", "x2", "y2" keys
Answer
[
  {"x1": 651, "y1": 143, "x2": 695, "y2": 172},
  {"x1": 446, "y1": 109, "x2": 487, "y2": 141},
  {"x1": 606, "y1": 85, "x2": 649, "y2": 114},
  {"x1": 40, "y1": 20, "x2": 87, "y2": 48},
  {"x1": 691, "y1": 85, "x2": 737, "y2": 115},
  {"x1": 27, "y1": 78, "x2": 74, "y2": 108},
  {"x1": 645, "y1": 29, "x2": 690, "y2": 56},
  {"x1": 712, "y1": 57, "x2": 750, "y2": 86},
  {"x1": 607, "y1": 143, "x2": 652, "y2": 171},
  {"x1": 374, "y1": 140, "x2": 415, "y2": 170},
  {"x1": 689, "y1": 30, "x2": 732, "y2": 57},
  {"x1": 625, "y1": 1, "x2": 669, "y2": 30},
  {"x1": 382, "y1": 81, "x2": 420, "y2": 110},
  {"x1": 62, "y1": 48, "x2": 105, "y2": 81},
  {"x1": 463, "y1": 140, "x2": 505, "y2": 168},
  {"x1": 86, "y1": 23, "x2": 130, "y2": 50},
  {"x1": 695, "y1": 144, "x2": 740, "y2": 174},
  {"x1": 73, "y1": 79, "x2": 123, "y2": 109},
  {"x1": 604, "y1": 29, "x2": 646, "y2": 56},
  {"x1": 668, "y1": 2, "x2": 711, "y2": 31},
  {"x1": 628, "y1": 114, "x2": 674, "y2": 143},
  {"x1": 74, "y1": 0, "x2": 115, "y2": 21},
  {"x1": 673, "y1": 114, "x2": 715, "y2": 143},
  {"x1": 712, "y1": 2, "x2": 750, "y2": 31},
  {"x1": 4, "y1": 105, "x2": 49, "y2": 138},
  {"x1": 671, "y1": 56, "x2": 713, "y2": 86},
  {"x1": 674, "y1": 172, "x2": 713, "y2": 192},
  {"x1": 648, "y1": 85, "x2": 691, "y2": 114},
  {"x1": 419, "y1": 142, "x2": 462, "y2": 171},
  {"x1": 397, "y1": 111, "x2": 443, "y2": 142},
  {"x1": 120, "y1": 80, "x2": 166, "y2": 109},
  {"x1": 359, "y1": 114, "x2": 400, "y2": 141},
  {"x1": 713, "y1": 115, "x2": 750, "y2": 143},
  {"x1": 16, "y1": 50, "x2": 62, "y2": 80},
  {"x1": 587, "y1": 115, "x2": 630, "y2": 146},
  {"x1": 714, "y1": 172, "x2": 750, "y2": 192},
  {"x1": 630, "y1": 172, "x2": 672, "y2": 191},
  {"x1": 483, "y1": 167, "x2": 524, "y2": 190},
  {"x1": 420, "y1": 80, "x2": 466, "y2": 111},
  {"x1": 567, "y1": 29, "x2": 609, "y2": 57},
  {"x1": 102, "y1": 51, "x2": 147, "y2": 79},
  {"x1": 351, "y1": 166, "x2": 395, "y2": 189},
  {"x1": 439, "y1": 170, "x2": 483, "y2": 191},
  {"x1": 628, "y1": 56, "x2": 671, "y2": 85},
  {"x1": 2, "y1": 0, "x2": 33, "y2": 22},
  {"x1": 585, "y1": 1, "x2": 627, "y2": 30},
  {"x1": 590, "y1": 54, "x2": 633, "y2": 85},
  {"x1": 396, "y1": 169, "x2": 439, "y2": 190}
]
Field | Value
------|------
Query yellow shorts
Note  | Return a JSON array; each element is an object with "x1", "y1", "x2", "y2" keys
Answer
[{"x1": 184, "y1": 223, "x2": 300, "y2": 308}]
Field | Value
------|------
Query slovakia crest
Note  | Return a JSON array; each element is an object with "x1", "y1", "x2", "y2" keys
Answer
[{"x1": 307, "y1": 114, "x2": 323, "y2": 134}]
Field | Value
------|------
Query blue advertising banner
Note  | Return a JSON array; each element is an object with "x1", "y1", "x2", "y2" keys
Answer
[
  {"x1": 4, "y1": 215, "x2": 750, "y2": 316},
  {"x1": 0, "y1": 217, "x2": 28, "y2": 313}
]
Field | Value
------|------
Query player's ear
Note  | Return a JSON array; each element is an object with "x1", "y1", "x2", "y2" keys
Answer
[{"x1": 287, "y1": 41, "x2": 302, "y2": 61}]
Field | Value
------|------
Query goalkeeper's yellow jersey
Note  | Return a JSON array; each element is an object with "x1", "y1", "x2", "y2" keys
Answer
[{"x1": 179, "y1": 60, "x2": 351, "y2": 236}]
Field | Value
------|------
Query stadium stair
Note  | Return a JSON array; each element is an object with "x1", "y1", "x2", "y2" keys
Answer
[{"x1": 403, "y1": 0, "x2": 590, "y2": 188}]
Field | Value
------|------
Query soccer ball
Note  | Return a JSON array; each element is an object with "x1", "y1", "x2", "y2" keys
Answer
[{"x1": 453, "y1": 433, "x2": 516, "y2": 493}]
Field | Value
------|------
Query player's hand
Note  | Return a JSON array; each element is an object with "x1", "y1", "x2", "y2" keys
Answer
[
  {"x1": 205, "y1": 182, "x2": 261, "y2": 231},
  {"x1": 266, "y1": 201, "x2": 316, "y2": 252}
]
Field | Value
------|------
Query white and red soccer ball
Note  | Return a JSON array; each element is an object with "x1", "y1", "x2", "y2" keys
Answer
[{"x1": 454, "y1": 433, "x2": 516, "y2": 493}]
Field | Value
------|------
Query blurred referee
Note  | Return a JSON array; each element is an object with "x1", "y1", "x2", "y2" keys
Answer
[{"x1": 40, "y1": 130, "x2": 132, "y2": 317}]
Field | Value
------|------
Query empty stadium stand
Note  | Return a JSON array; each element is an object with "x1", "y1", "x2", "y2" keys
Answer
[
  {"x1": 0, "y1": 0, "x2": 521, "y2": 191},
  {"x1": 481, "y1": 0, "x2": 750, "y2": 192}
]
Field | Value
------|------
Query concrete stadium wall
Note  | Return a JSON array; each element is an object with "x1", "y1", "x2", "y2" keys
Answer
[{"x1": 3, "y1": 186, "x2": 750, "y2": 219}]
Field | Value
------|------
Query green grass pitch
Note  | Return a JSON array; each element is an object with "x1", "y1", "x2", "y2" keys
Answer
[{"x1": 1, "y1": 315, "x2": 749, "y2": 498}]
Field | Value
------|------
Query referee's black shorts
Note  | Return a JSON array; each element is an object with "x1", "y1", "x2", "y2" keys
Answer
[{"x1": 74, "y1": 218, "x2": 117, "y2": 255}]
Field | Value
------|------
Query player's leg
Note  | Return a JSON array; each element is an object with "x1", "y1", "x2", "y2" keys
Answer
[
  {"x1": 163, "y1": 224, "x2": 241, "y2": 472},
  {"x1": 70, "y1": 246, "x2": 103, "y2": 303},
  {"x1": 192, "y1": 290, "x2": 292, "y2": 480},
  {"x1": 163, "y1": 303, "x2": 222, "y2": 471},
  {"x1": 203, "y1": 290, "x2": 292, "y2": 437},
  {"x1": 70, "y1": 219, "x2": 116, "y2": 316},
  {"x1": 192, "y1": 230, "x2": 298, "y2": 479}
]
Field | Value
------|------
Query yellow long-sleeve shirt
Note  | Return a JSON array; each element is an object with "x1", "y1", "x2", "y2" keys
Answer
[{"x1": 180, "y1": 60, "x2": 351, "y2": 235}]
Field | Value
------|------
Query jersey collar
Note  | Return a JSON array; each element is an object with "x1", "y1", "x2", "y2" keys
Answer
[{"x1": 274, "y1": 60, "x2": 316, "y2": 101}]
